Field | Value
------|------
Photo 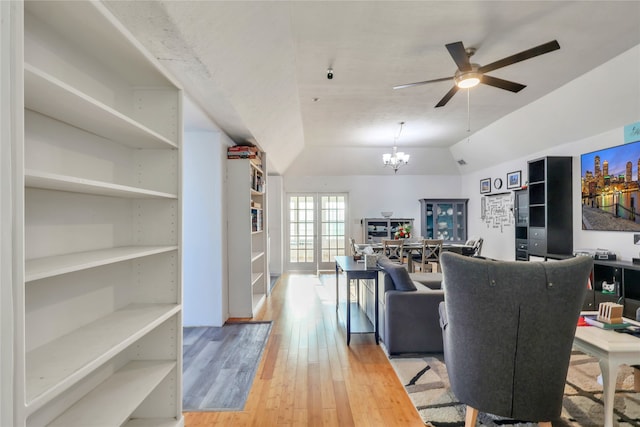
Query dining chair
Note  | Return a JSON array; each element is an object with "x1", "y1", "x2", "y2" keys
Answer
[
  {"x1": 411, "y1": 239, "x2": 443, "y2": 272},
  {"x1": 472, "y1": 237, "x2": 484, "y2": 256},
  {"x1": 381, "y1": 239, "x2": 405, "y2": 263},
  {"x1": 349, "y1": 238, "x2": 358, "y2": 256}
]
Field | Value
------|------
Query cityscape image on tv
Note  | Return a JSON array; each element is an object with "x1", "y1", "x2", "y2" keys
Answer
[{"x1": 581, "y1": 140, "x2": 640, "y2": 231}]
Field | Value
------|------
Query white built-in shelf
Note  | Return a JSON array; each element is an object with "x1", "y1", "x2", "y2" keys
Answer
[
  {"x1": 228, "y1": 152, "x2": 267, "y2": 318},
  {"x1": 252, "y1": 292, "x2": 266, "y2": 314},
  {"x1": 18, "y1": 1, "x2": 183, "y2": 424},
  {"x1": 251, "y1": 273, "x2": 264, "y2": 287},
  {"x1": 24, "y1": 64, "x2": 177, "y2": 149},
  {"x1": 26, "y1": 303, "x2": 180, "y2": 411},
  {"x1": 24, "y1": 1, "x2": 172, "y2": 88},
  {"x1": 26, "y1": 246, "x2": 178, "y2": 282},
  {"x1": 251, "y1": 251, "x2": 265, "y2": 263},
  {"x1": 48, "y1": 360, "x2": 175, "y2": 427},
  {"x1": 25, "y1": 169, "x2": 178, "y2": 199}
]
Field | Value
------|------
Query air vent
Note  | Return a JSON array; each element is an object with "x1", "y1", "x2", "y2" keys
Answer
[{"x1": 457, "y1": 159, "x2": 467, "y2": 165}]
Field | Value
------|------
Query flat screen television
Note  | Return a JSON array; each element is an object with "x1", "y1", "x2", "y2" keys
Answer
[{"x1": 581, "y1": 139, "x2": 640, "y2": 231}]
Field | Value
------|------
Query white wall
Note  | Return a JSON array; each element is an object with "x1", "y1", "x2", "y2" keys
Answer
[
  {"x1": 267, "y1": 175, "x2": 283, "y2": 275},
  {"x1": 461, "y1": 127, "x2": 640, "y2": 262},
  {"x1": 284, "y1": 174, "x2": 462, "y2": 243},
  {"x1": 182, "y1": 130, "x2": 227, "y2": 326},
  {"x1": 285, "y1": 146, "x2": 460, "y2": 176},
  {"x1": 461, "y1": 160, "x2": 526, "y2": 261},
  {"x1": 182, "y1": 96, "x2": 234, "y2": 327},
  {"x1": 458, "y1": 44, "x2": 640, "y2": 262}
]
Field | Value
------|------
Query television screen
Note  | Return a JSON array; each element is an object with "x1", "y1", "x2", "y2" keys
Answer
[{"x1": 581, "y1": 139, "x2": 640, "y2": 231}]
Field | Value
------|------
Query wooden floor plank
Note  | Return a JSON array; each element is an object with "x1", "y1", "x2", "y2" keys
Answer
[
  {"x1": 332, "y1": 380, "x2": 355, "y2": 427},
  {"x1": 307, "y1": 366, "x2": 323, "y2": 427},
  {"x1": 260, "y1": 333, "x2": 280, "y2": 380},
  {"x1": 183, "y1": 273, "x2": 424, "y2": 426}
]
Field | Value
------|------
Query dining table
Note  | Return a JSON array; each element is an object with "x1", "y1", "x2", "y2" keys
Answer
[{"x1": 354, "y1": 241, "x2": 476, "y2": 271}]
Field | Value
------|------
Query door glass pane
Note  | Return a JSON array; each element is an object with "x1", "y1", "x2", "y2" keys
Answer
[
  {"x1": 436, "y1": 203, "x2": 454, "y2": 240},
  {"x1": 320, "y1": 195, "x2": 346, "y2": 263},
  {"x1": 425, "y1": 204, "x2": 434, "y2": 239},
  {"x1": 288, "y1": 195, "x2": 315, "y2": 264},
  {"x1": 454, "y1": 203, "x2": 465, "y2": 241}
]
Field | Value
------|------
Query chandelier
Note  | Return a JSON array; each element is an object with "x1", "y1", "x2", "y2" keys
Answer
[{"x1": 382, "y1": 121, "x2": 410, "y2": 173}]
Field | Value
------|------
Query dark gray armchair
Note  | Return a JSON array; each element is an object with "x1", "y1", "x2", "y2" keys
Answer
[{"x1": 438, "y1": 252, "x2": 593, "y2": 426}]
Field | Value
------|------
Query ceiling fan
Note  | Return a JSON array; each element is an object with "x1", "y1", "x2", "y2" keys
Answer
[{"x1": 394, "y1": 40, "x2": 560, "y2": 107}]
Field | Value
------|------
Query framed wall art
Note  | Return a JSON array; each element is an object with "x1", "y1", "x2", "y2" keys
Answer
[
  {"x1": 480, "y1": 178, "x2": 491, "y2": 194},
  {"x1": 581, "y1": 140, "x2": 640, "y2": 231},
  {"x1": 507, "y1": 170, "x2": 522, "y2": 189}
]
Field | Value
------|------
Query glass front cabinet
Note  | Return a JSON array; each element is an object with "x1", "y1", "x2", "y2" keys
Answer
[
  {"x1": 514, "y1": 189, "x2": 529, "y2": 261},
  {"x1": 419, "y1": 199, "x2": 468, "y2": 242}
]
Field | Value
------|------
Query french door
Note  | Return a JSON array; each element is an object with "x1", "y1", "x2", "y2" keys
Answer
[{"x1": 286, "y1": 193, "x2": 347, "y2": 272}]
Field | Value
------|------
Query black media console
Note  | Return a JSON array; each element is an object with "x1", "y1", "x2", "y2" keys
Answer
[{"x1": 584, "y1": 259, "x2": 640, "y2": 319}]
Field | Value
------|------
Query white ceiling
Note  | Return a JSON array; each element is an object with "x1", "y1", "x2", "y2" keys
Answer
[{"x1": 105, "y1": 1, "x2": 640, "y2": 176}]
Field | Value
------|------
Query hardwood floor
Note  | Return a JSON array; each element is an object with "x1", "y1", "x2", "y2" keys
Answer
[{"x1": 183, "y1": 273, "x2": 425, "y2": 426}]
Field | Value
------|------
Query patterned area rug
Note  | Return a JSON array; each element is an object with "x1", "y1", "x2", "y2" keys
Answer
[{"x1": 389, "y1": 351, "x2": 640, "y2": 426}]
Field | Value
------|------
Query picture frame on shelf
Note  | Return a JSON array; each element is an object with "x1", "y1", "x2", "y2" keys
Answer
[
  {"x1": 480, "y1": 178, "x2": 491, "y2": 194},
  {"x1": 507, "y1": 170, "x2": 522, "y2": 189}
]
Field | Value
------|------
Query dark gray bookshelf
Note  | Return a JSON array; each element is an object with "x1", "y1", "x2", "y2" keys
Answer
[
  {"x1": 527, "y1": 156, "x2": 573, "y2": 257},
  {"x1": 583, "y1": 259, "x2": 640, "y2": 319}
]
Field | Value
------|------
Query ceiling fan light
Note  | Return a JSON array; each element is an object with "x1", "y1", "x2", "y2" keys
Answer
[{"x1": 456, "y1": 74, "x2": 480, "y2": 89}]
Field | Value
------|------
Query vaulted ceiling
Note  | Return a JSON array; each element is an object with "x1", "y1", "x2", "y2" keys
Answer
[{"x1": 105, "y1": 1, "x2": 640, "y2": 176}]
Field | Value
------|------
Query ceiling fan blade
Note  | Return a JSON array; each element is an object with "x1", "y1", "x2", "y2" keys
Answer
[
  {"x1": 435, "y1": 86, "x2": 459, "y2": 108},
  {"x1": 446, "y1": 41, "x2": 472, "y2": 72},
  {"x1": 393, "y1": 76, "x2": 452, "y2": 90},
  {"x1": 481, "y1": 75, "x2": 526, "y2": 92},
  {"x1": 479, "y1": 40, "x2": 560, "y2": 74}
]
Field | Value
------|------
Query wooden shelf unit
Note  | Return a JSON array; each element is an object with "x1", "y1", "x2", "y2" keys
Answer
[
  {"x1": 10, "y1": 1, "x2": 184, "y2": 426},
  {"x1": 227, "y1": 153, "x2": 268, "y2": 318}
]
